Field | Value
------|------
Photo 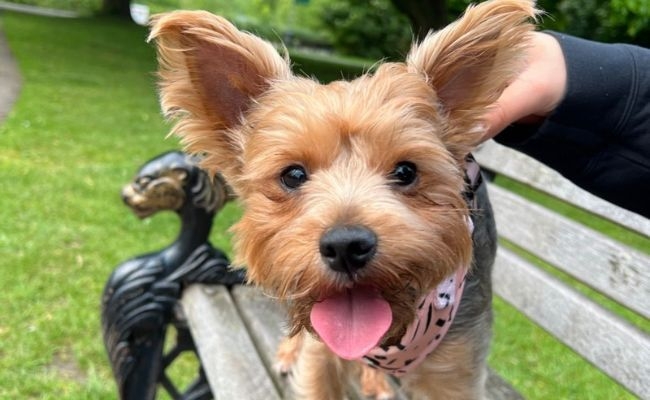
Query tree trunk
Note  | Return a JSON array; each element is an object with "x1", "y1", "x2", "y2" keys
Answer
[
  {"x1": 390, "y1": 0, "x2": 448, "y2": 41},
  {"x1": 102, "y1": 0, "x2": 132, "y2": 18}
]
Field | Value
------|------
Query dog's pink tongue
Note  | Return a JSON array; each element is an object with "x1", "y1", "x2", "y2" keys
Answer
[{"x1": 310, "y1": 287, "x2": 392, "y2": 360}]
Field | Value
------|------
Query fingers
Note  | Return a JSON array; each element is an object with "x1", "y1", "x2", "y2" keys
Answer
[
  {"x1": 483, "y1": 74, "x2": 545, "y2": 140},
  {"x1": 482, "y1": 32, "x2": 567, "y2": 141}
]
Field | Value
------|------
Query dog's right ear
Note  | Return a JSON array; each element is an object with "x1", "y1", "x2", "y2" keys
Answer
[
  {"x1": 148, "y1": 11, "x2": 291, "y2": 179},
  {"x1": 406, "y1": 0, "x2": 538, "y2": 161}
]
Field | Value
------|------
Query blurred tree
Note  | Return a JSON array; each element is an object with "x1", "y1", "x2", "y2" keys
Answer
[
  {"x1": 320, "y1": 0, "x2": 412, "y2": 60},
  {"x1": 388, "y1": 0, "x2": 649, "y2": 46},
  {"x1": 102, "y1": 0, "x2": 131, "y2": 18},
  {"x1": 538, "y1": 0, "x2": 649, "y2": 46},
  {"x1": 390, "y1": 0, "x2": 449, "y2": 40}
]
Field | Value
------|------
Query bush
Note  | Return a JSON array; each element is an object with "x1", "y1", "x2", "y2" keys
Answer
[
  {"x1": 537, "y1": 0, "x2": 650, "y2": 46},
  {"x1": 320, "y1": 0, "x2": 411, "y2": 61}
]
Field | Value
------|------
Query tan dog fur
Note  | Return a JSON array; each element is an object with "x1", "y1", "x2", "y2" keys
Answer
[{"x1": 149, "y1": 1, "x2": 538, "y2": 398}]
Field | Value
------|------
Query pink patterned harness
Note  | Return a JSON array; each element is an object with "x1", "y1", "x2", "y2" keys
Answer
[
  {"x1": 362, "y1": 221, "x2": 472, "y2": 376},
  {"x1": 361, "y1": 156, "x2": 480, "y2": 376}
]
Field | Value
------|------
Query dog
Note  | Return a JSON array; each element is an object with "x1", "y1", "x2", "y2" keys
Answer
[{"x1": 148, "y1": 1, "x2": 537, "y2": 398}]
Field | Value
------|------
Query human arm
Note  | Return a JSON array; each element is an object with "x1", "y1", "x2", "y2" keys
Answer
[{"x1": 484, "y1": 32, "x2": 650, "y2": 218}]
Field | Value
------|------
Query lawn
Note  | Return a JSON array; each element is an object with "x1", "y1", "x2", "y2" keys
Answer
[{"x1": 0, "y1": 10, "x2": 641, "y2": 399}]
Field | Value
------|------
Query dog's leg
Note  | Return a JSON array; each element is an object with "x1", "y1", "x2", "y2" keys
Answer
[
  {"x1": 400, "y1": 334, "x2": 488, "y2": 400},
  {"x1": 360, "y1": 364, "x2": 395, "y2": 400},
  {"x1": 290, "y1": 333, "x2": 347, "y2": 400},
  {"x1": 275, "y1": 334, "x2": 304, "y2": 375}
]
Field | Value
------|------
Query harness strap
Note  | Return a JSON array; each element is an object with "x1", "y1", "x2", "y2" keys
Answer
[{"x1": 360, "y1": 154, "x2": 482, "y2": 376}]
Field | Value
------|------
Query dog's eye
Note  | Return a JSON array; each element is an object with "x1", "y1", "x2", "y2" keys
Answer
[
  {"x1": 391, "y1": 161, "x2": 417, "y2": 186},
  {"x1": 280, "y1": 165, "x2": 308, "y2": 190}
]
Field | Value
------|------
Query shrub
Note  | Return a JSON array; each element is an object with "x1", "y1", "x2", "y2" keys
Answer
[
  {"x1": 538, "y1": 0, "x2": 649, "y2": 46},
  {"x1": 320, "y1": 0, "x2": 411, "y2": 61}
]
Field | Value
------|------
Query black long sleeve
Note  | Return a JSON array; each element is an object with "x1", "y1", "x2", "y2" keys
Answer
[{"x1": 495, "y1": 32, "x2": 650, "y2": 218}]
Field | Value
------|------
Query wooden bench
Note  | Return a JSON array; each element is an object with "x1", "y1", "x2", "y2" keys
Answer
[{"x1": 179, "y1": 140, "x2": 649, "y2": 399}]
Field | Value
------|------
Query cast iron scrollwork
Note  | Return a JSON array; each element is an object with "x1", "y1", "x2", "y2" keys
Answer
[{"x1": 101, "y1": 151, "x2": 245, "y2": 399}]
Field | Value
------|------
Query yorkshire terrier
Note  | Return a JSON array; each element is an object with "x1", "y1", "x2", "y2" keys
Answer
[{"x1": 148, "y1": 0, "x2": 537, "y2": 398}]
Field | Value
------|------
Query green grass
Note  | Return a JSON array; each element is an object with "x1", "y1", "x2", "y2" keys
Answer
[
  {"x1": 489, "y1": 296, "x2": 637, "y2": 400},
  {"x1": 0, "y1": 12, "x2": 208, "y2": 398},
  {"x1": 0, "y1": 11, "x2": 350, "y2": 398},
  {"x1": 0, "y1": 11, "x2": 644, "y2": 400}
]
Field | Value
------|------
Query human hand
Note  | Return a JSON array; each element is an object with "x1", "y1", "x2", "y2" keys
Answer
[{"x1": 483, "y1": 31, "x2": 568, "y2": 140}]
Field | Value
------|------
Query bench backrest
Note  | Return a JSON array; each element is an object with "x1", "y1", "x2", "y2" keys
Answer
[{"x1": 474, "y1": 141, "x2": 650, "y2": 399}]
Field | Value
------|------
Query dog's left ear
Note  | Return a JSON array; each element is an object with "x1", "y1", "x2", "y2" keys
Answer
[
  {"x1": 407, "y1": 0, "x2": 538, "y2": 159},
  {"x1": 148, "y1": 11, "x2": 291, "y2": 181}
]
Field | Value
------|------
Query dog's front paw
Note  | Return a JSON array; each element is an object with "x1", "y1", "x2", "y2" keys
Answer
[
  {"x1": 360, "y1": 365, "x2": 395, "y2": 400},
  {"x1": 274, "y1": 335, "x2": 303, "y2": 376}
]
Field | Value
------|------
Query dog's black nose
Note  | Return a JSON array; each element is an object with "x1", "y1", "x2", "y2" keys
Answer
[{"x1": 319, "y1": 225, "x2": 377, "y2": 275}]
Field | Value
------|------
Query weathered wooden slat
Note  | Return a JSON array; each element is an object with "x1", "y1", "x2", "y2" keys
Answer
[
  {"x1": 181, "y1": 284, "x2": 281, "y2": 400},
  {"x1": 487, "y1": 183, "x2": 650, "y2": 319},
  {"x1": 492, "y1": 247, "x2": 650, "y2": 399},
  {"x1": 232, "y1": 285, "x2": 521, "y2": 400},
  {"x1": 474, "y1": 141, "x2": 650, "y2": 236},
  {"x1": 177, "y1": 140, "x2": 649, "y2": 400},
  {"x1": 230, "y1": 285, "x2": 289, "y2": 394},
  {"x1": 232, "y1": 285, "x2": 408, "y2": 400}
]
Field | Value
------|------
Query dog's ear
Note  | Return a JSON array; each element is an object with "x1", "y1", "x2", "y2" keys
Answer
[
  {"x1": 407, "y1": 0, "x2": 538, "y2": 159},
  {"x1": 148, "y1": 11, "x2": 291, "y2": 179}
]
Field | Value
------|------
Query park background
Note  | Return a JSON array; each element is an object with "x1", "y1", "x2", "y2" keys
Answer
[{"x1": 0, "y1": 0, "x2": 648, "y2": 398}]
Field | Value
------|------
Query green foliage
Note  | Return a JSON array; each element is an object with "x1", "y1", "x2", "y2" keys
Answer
[
  {"x1": 4, "y1": 0, "x2": 649, "y2": 53},
  {"x1": 319, "y1": 0, "x2": 411, "y2": 60},
  {"x1": 143, "y1": 0, "x2": 333, "y2": 50},
  {"x1": 610, "y1": 0, "x2": 650, "y2": 40},
  {"x1": 537, "y1": 0, "x2": 650, "y2": 46},
  {"x1": 147, "y1": 0, "x2": 411, "y2": 60}
]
